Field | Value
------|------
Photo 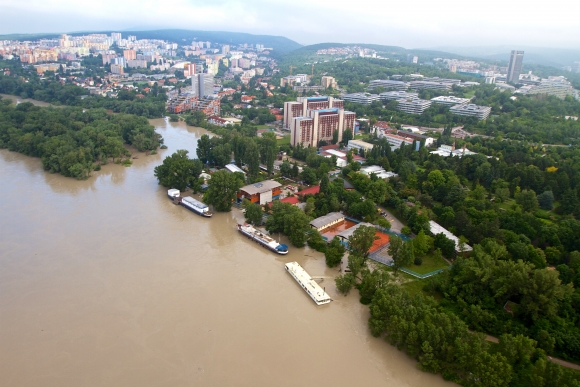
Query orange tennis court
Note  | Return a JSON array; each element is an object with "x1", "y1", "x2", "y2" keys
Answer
[{"x1": 369, "y1": 231, "x2": 390, "y2": 253}]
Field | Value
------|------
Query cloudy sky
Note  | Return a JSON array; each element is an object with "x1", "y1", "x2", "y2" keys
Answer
[{"x1": 2, "y1": 0, "x2": 579, "y2": 49}]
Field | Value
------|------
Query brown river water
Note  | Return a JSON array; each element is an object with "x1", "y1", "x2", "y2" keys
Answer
[{"x1": 0, "y1": 95, "x2": 456, "y2": 386}]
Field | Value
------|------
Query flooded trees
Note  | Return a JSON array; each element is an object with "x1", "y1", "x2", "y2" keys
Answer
[{"x1": 153, "y1": 149, "x2": 203, "y2": 192}]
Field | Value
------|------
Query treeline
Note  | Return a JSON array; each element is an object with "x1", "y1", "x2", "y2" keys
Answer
[
  {"x1": 330, "y1": 221, "x2": 580, "y2": 386},
  {"x1": 0, "y1": 98, "x2": 161, "y2": 179},
  {"x1": 358, "y1": 135, "x2": 580, "y2": 362},
  {"x1": 369, "y1": 284, "x2": 580, "y2": 387},
  {"x1": 0, "y1": 61, "x2": 167, "y2": 118},
  {"x1": 345, "y1": 84, "x2": 580, "y2": 145}
]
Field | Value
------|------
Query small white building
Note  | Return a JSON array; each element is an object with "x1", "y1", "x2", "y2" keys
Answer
[{"x1": 429, "y1": 220, "x2": 472, "y2": 252}]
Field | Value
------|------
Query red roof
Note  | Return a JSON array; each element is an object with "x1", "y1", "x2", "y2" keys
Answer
[
  {"x1": 320, "y1": 144, "x2": 339, "y2": 151},
  {"x1": 281, "y1": 196, "x2": 299, "y2": 205},
  {"x1": 299, "y1": 186, "x2": 320, "y2": 196}
]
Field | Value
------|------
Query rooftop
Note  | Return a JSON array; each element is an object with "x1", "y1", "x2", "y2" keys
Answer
[
  {"x1": 310, "y1": 212, "x2": 345, "y2": 229},
  {"x1": 240, "y1": 180, "x2": 282, "y2": 195},
  {"x1": 429, "y1": 220, "x2": 472, "y2": 252},
  {"x1": 225, "y1": 163, "x2": 246, "y2": 175},
  {"x1": 336, "y1": 222, "x2": 375, "y2": 240},
  {"x1": 299, "y1": 185, "x2": 320, "y2": 196}
]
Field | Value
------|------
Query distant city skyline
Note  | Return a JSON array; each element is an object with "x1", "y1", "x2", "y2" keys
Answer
[{"x1": 2, "y1": 0, "x2": 579, "y2": 49}]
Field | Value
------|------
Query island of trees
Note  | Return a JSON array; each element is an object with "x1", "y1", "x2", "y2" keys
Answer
[{"x1": 0, "y1": 96, "x2": 161, "y2": 179}]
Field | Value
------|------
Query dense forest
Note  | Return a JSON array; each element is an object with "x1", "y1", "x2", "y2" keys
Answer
[{"x1": 0, "y1": 97, "x2": 161, "y2": 178}]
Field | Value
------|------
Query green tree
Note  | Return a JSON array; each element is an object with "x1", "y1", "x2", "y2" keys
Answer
[
  {"x1": 537, "y1": 190, "x2": 554, "y2": 210},
  {"x1": 280, "y1": 160, "x2": 292, "y2": 177},
  {"x1": 325, "y1": 236, "x2": 346, "y2": 267},
  {"x1": 332, "y1": 129, "x2": 339, "y2": 144},
  {"x1": 433, "y1": 233, "x2": 456, "y2": 259},
  {"x1": 516, "y1": 189, "x2": 539, "y2": 212},
  {"x1": 495, "y1": 187, "x2": 511, "y2": 202},
  {"x1": 243, "y1": 201, "x2": 263, "y2": 225},
  {"x1": 335, "y1": 272, "x2": 356, "y2": 295},
  {"x1": 388, "y1": 235, "x2": 404, "y2": 273},
  {"x1": 153, "y1": 149, "x2": 203, "y2": 192},
  {"x1": 367, "y1": 179, "x2": 387, "y2": 204},
  {"x1": 196, "y1": 134, "x2": 212, "y2": 164},
  {"x1": 413, "y1": 229, "x2": 429, "y2": 256},
  {"x1": 203, "y1": 170, "x2": 244, "y2": 212},
  {"x1": 348, "y1": 225, "x2": 378, "y2": 260},
  {"x1": 244, "y1": 139, "x2": 260, "y2": 177},
  {"x1": 307, "y1": 229, "x2": 327, "y2": 252},
  {"x1": 259, "y1": 132, "x2": 277, "y2": 174}
]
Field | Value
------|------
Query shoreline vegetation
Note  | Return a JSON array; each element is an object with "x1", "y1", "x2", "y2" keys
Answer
[{"x1": 0, "y1": 96, "x2": 162, "y2": 179}]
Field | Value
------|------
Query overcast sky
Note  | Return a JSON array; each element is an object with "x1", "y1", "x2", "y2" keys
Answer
[{"x1": 2, "y1": 0, "x2": 579, "y2": 49}]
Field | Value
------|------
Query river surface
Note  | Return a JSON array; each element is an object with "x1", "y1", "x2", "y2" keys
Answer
[{"x1": 0, "y1": 99, "x2": 457, "y2": 386}]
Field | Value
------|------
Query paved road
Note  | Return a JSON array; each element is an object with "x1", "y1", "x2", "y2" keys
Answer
[{"x1": 379, "y1": 206, "x2": 404, "y2": 233}]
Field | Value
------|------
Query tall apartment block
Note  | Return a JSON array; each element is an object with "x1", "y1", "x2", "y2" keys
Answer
[
  {"x1": 192, "y1": 73, "x2": 214, "y2": 97},
  {"x1": 283, "y1": 96, "x2": 344, "y2": 129},
  {"x1": 507, "y1": 50, "x2": 524, "y2": 84},
  {"x1": 290, "y1": 108, "x2": 356, "y2": 147},
  {"x1": 321, "y1": 76, "x2": 338, "y2": 89},
  {"x1": 123, "y1": 49, "x2": 137, "y2": 61},
  {"x1": 286, "y1": 96, "x2": 354, "y2": 147}
]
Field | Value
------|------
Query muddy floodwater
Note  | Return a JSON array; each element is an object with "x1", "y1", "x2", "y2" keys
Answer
[{"x1": 0, "y1": 110, "x2": 457, "y2": 386}]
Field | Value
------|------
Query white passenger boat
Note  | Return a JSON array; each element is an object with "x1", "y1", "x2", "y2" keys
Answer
[
  {"x1": 237, "y1": 223, "x2": 288, "y2": 254},
  {"x1": 284, "y1": 262, "x2": 331, "y2": 305}
]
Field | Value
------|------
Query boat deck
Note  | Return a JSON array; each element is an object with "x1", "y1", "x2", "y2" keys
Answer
[{"x1": 285, "y1": 262, "x2": 330, "y2": 305}]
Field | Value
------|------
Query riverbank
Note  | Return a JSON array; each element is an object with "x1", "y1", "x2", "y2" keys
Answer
[{"x1": 0, "y1": 117, "x2": 457, "y2": 387}]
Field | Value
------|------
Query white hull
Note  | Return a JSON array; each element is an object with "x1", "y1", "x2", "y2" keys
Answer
[
  {"x1": 237, "y1": 224, "x2": 288, "y2": 254},
  {"x1": 285, "y1": 262, "x2": 331, "y2": 305}
]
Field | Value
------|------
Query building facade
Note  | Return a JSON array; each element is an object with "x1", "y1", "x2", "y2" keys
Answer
[
  {"x1": 192, "y1": 73, "x2": 215, "y2": 97},
  {"x1": 507, "y1": 50, "x2": 524, "y2": 84},
  {"x1": 321, "y1": 76, "x2": 338, "y2": 89},
  {"x1": 449, "y1": 104, "x2": 491, "y2": 120},
  {"x1": 290, "y1": 108, "x2": 356, "y2": 147},
  {"x1": 396, "y1": 98, "x2": 432, "y2": 114},
  {"x1": 283, "y1": 96, "x2": 344, "y2": 129},
  {"x1": 341, "y1": 93, "x2": 381, "y2": 105},
  {"x1": 368, "y1": 80, "x2": 409, "y2": 91}
]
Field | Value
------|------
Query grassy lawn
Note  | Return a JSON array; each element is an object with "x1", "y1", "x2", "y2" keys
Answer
[
  {"x1": 464, "y1": 90, "x2": 476, "y2": 98},
  {"x1": 277, "y1": 135, "x2": 290, "y2": 146},
  {"x1": 404, "y1": 252, "x2": 450, "y2": 275},
  {"x1": 497, "y1": 199, "x2": 516, "y2": 211},
  {"x1": 401, "y1": 279, "x2": 426, "y2": 296}
]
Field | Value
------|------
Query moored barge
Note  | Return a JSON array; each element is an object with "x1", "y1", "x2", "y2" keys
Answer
[
  {"x1": 237, "y1": 223, "x2": 288, "y2": 254},
  {"x1": 284, "y1": 261, "x2": 331, "y2": 305}
]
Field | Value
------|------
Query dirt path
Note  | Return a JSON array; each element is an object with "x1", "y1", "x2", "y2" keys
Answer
[{"x1": 482, "y1": 333, "x2": 580, "y2": 370}]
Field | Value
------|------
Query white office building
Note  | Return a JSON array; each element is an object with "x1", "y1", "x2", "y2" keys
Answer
[
  {"x1": 449, "y1": 104, "x2": 491, "y2": 120},
  {"x1": 517, "y1": 77, "x2": 575, "y2": 99},
  {"x1": 396, "y1": 98, "x2": 432, "y2": 114},
  {"x1": 368, "y1": 79, "x2": 409, "y2": 91},
  {"x1": 342, "y1": 93, "x2": 381, "y2": 105},
  {"x1": 380, "y1": 91, "x2": 418, "y2": 101},
  {"x1": 431, "y1": 96, "x2": 471, "y2": 106},
  {"x1": 382, "y1": 133, "x2": 417, "y2": 150},
  {"x1": 360, "y1": 165, "x2": 398, "y2": 179},
  {"x1": 347, "y1": 139, "x2": 374, "y2": 153},
  {"x1": 408, "y1": 81, "x2": 453, "y2": 91}
]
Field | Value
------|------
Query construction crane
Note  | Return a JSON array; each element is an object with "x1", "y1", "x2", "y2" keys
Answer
[{"x1": 289, "y1": 65, "x2": 296, "y2": 75}]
